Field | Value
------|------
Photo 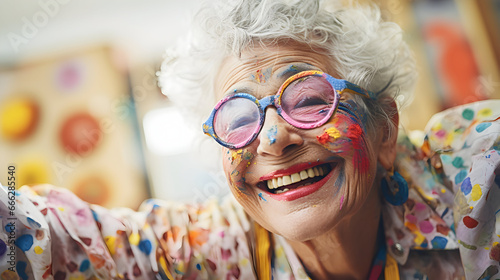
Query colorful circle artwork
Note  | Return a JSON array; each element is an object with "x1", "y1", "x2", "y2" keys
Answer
[
  {"x1": 18, "y1": 159, "x2": 50, "y2": 187},
  {"x1": 56, "y1": 60, "x2": 85, "y2": 92},
  {"x1": 0, "y1": 98, "x2": 39, "y2": 141},
  {"x1": 60, "y1": 113, "x2": 102, "y2": 156},
  {"x1": 73, "y1": 176, "x2": 110, "y2": 205}
]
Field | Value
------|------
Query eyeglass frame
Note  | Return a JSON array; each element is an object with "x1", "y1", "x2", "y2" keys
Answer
[{"x1": 202, "y1": 70, "x2": 375, "y2": 149}]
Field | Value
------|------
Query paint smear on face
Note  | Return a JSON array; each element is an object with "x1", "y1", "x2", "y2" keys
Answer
[
  {"x1": 231, "y1": 149, "x2": 244, "y2": 165},
  {"x1": 317, "y1": 132, "x2": 329, "y2": 144},
  {"x1": 251, "y1": 68, "x2": 272, "y2": 84},
  {"x1": 316, "y1": 127, "x2": 341, "y2": 144},
  {"x1": 345, "y1": 121, "x2": 370, "y2": 174},
  {"x1": 226, "y1": 148, "x2": 255, "y2": 197},
  {"x1": 258, "y1": 193, "x2": 267, "y2": 201},
  {"x1": 340, "y1": 100, "x2": 368, "y2": 132},
  {"x1": 321, "y1": 109, "x2": 370, "y2": 174},
  {"x1": 277, "y1": 64, "x2": 301, "y2": 78},
  {"x1": 267, "y1": 125, "x2": 278, "y2": 145},
  {"x1": 339, "y1": 194, "x2": 344, "y2": 210},
  {"x1": 243, "y1": 151, "x2": 254, "y2": 160},
  {"x1": 334, "y1": 167, "x2": 345, "y2": 188}
]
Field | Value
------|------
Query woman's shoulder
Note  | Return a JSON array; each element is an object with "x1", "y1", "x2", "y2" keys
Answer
[{"x1": 0, "y1": 185, "x2": 256, "y2": 279}]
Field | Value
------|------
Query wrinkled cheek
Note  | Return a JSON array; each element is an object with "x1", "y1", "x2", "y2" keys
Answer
[
  {"x1": 222, "y1": 148, "x2": 255, "y2": 197},
  {"x1": 316, "y1": 114, "x2": 371, "y2": 174}
]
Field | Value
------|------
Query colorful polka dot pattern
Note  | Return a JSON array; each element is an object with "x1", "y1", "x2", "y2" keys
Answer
[
  {"x1": 379, "y1": 100, "x2": 500, "y2": 278},
  {"x1": 424, "y1": 100, "x2": 500, "y2": 279},
  {"x1": 0, "y1": 186, "x2": 256, "y2": 279}
]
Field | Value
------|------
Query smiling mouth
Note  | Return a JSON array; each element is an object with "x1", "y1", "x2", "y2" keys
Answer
[{"x1": 258, "y1": 163, "x2": 334, "y2": 194}]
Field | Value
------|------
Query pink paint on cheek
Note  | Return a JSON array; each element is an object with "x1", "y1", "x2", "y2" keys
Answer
[
  {"x1": 347, "y1": 123, "x2": 370, "y2": 173},
  {"x1": 331, "y1": 114, "x2": 370, "y2": 174},
  {"x1": 339, "y1": 194, "x2": 344, "y2": 210}
]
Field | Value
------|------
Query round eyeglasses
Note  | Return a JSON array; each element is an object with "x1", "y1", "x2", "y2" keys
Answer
[{"x1": 202, "y1": 70, "x2": 374, "y2": 149}]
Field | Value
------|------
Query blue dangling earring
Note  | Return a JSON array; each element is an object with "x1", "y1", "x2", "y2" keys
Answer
[{"x1": 381, "y1": 168, "x2": 408, "y2": 206}]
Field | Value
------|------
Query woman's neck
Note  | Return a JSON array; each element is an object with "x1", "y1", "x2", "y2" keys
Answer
[{"x1": 287, "y1": 185, "x2": 383, "y2": 280}]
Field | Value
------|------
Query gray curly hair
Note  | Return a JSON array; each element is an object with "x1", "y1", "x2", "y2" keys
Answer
[{"x1": 158, "y1": 0, "x2": 416, "y2": 137}]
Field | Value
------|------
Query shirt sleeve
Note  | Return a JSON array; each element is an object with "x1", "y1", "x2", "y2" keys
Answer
[
  {"x1": 424, "y1": 100, "x2": 500, "y2": 279},
  {"x1": 0, "y1": 184, "x2": 256, "y2": 280}
]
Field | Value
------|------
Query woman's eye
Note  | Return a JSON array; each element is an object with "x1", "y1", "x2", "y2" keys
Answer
[
  {"x1": 229, "y1": 116, "x2": 255, "y2": 130},
  {"x1": 293, "y1": 96, "x2": 328, "y2": 109}
]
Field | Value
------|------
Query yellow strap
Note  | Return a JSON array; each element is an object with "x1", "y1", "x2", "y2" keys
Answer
[
  {"x1": 384, "y1": 253, "x2": 400, "y2": 280},
  {"x1": 158, "y1": 255, "x2": 175, "y2": 280},
  {"x1": 255, "y1": 222, "x2": 398, "y2": 280},
  {"x1": 254, "y1": 222, "x2": 272, "y2": 280}
]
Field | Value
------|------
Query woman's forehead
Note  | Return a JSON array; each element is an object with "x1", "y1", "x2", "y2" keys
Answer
[{"x1": 215, "y1": 44, "x2": 335, "y2": 99}]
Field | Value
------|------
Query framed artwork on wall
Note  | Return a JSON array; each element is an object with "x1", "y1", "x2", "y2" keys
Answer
[{"x1": 0, "y1": 46, "x2": 149, "y2": 209}]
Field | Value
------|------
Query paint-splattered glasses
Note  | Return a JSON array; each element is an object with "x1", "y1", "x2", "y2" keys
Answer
[{"x1": 202, "y1": 70, "x2": 374, "y2": 149}]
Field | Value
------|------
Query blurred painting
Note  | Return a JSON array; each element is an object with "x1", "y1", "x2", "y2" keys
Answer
[
  {"x1": 0, "y1": 46, "x2": 149, "y2": 209},
  {"x1": 412, "y1": 0, "x2": 488, "y2": 109},
  {"x1": 477, "y1": 0, "x2": 500, "y2": 70}
]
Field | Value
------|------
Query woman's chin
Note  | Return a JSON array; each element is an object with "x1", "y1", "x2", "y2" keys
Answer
[
  {"x1": 263, "y1": 205, "x2": 341, "y2": 241},
  {"x1": 233, "y1": 162, "x2": 347, "y2": 241},
  {"x1": 252, "y1": 179, "x2": 346, "y2": 241}
]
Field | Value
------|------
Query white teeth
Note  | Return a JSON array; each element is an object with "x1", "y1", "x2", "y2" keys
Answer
[
  {"x1": 307, "y1": 168, "x2": 315, "y2": 178},
  {"x1": 313, "y1": 167, "x2": 319, "y2": 176},
  {"x1": 283, "y1": 175, "x2": 292, "y2": 186},
  {"x1": 265, "y1": 165, "x2": 329, "y2": 192},
  {"x1": 291, "y1": 173, "x2": 301, "y2": 183},
  {"x1": 277, "y1": 177, "x2": 283, "y2": 187}
]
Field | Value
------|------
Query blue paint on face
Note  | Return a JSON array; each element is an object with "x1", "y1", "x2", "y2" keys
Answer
[
  {"x1": 276, "y1": 64, "x2": 303, "y2": 78},
  {"x1": 267, "y1": 125, "x2": 278, "y2": 145},
  {"x1": 258, "y1": 193, "x2": 267, "y2": 201},
  {"x1": 334, "y1": 166, "x2": 345, "y2": 188},
  {"x1": 337, "y1": 100, "x2": 368, "y2": 132}
]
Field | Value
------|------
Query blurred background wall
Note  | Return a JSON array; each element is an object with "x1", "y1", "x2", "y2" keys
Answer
[{"x1": 0, "y1": 0, "x2": 499, "y2": 209}]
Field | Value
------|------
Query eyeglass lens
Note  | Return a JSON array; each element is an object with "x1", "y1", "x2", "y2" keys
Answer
[
  {"x1": 214, "y1": 97, "x2": 261, "y2": 144},
  {"x1": 280, "y1": 75, "x2": 336, "y2": 124},
  {"x1": 214, "y1": 74, "x2": 336, "y2": 146}
]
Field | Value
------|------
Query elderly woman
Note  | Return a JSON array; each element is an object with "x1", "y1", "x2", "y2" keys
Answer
[{"x1": 1, "y1": 0, "x2": 500, "y2": 279}]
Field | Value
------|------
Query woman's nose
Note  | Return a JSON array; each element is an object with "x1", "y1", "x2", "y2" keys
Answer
[{"x1": 256, "y1": 109, "x2": 303, "y2": 156}]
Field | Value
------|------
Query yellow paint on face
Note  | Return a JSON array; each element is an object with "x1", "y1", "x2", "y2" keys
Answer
[
  {"x1": 325, "y1": 127, "x2": 341, "y2": 139},
  {"x1": 231, "y1": 149, "x2": 244, "y2": 165}
]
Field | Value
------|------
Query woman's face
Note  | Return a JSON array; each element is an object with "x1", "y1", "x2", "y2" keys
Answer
[{"x1": 215, "y1": 43, "x2": 392, "y2": 241}]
